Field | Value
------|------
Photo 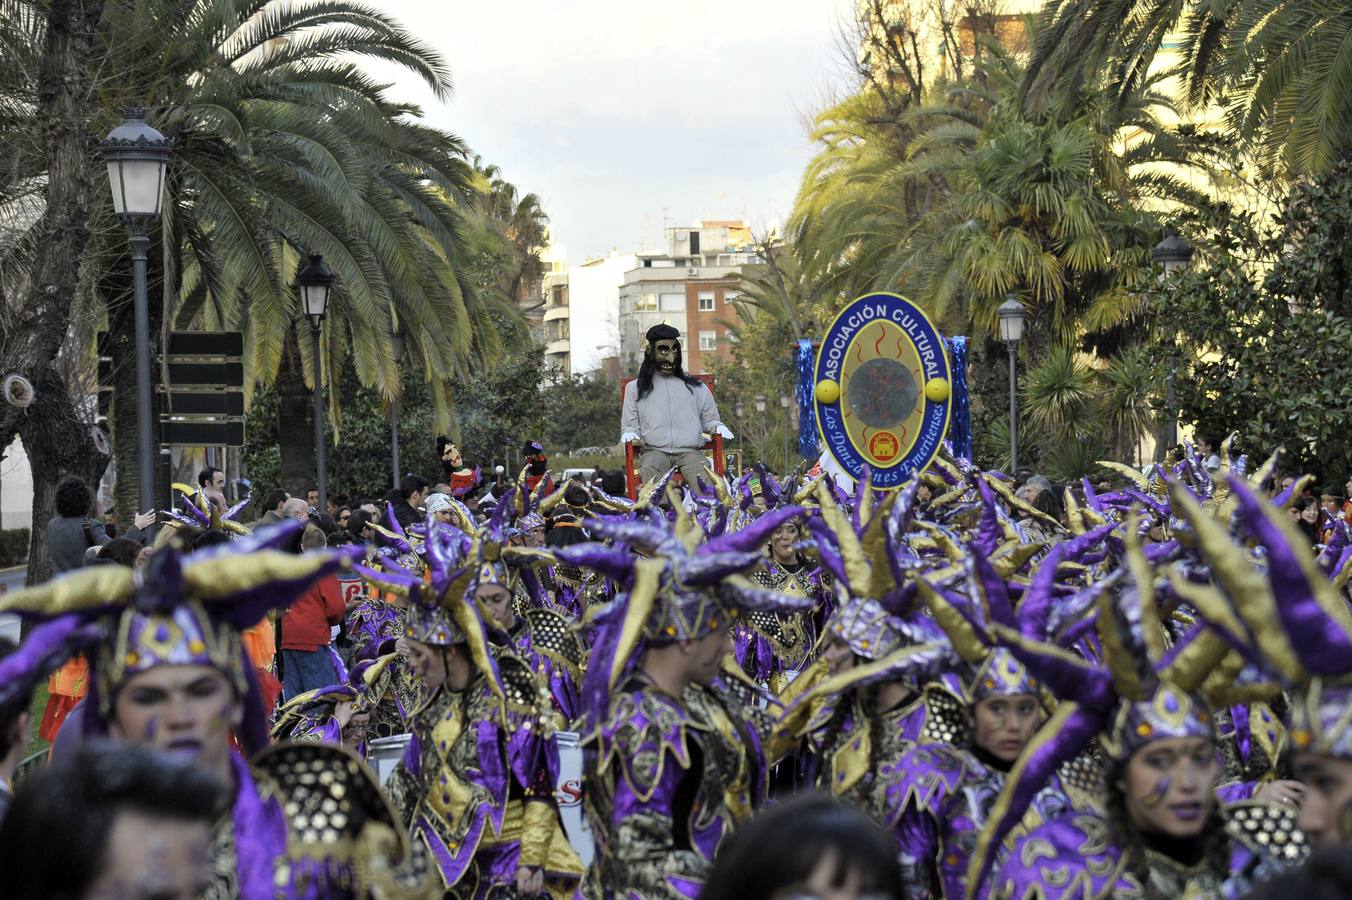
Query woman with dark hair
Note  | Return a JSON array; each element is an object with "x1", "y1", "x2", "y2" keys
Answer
[{"x1": 699, "y1": 793, "x2": 904, "y2": 900}]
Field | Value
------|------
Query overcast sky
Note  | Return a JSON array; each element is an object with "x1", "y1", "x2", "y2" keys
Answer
[{"x1": 367, "y1": 0, "x2": 856, "y2": 262}]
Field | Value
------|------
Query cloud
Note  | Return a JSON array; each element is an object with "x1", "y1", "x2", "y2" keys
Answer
[{"x1": 363, "y1": 0, "x2": 854, "y2": 258}]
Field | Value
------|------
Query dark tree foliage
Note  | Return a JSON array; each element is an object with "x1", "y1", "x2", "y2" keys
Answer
[{"x1": 1164, "y1": 166, "x2": 1352, "y2": 486}]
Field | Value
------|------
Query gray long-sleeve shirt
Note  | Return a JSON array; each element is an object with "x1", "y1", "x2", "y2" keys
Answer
[
  {"x1": 46, "y1": 516, "x2": 145, "y2": 575},
  {"x1": 621, "y1": 374, "x2": 725, "y2": 452}
]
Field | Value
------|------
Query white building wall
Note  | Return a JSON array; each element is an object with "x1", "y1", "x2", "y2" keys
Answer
[
  {"x1": 567, "y1": 252, "x2": 634, "y2": 374},
  {"x1": 0, "y1": 437, "x2": 33, "y2": 530}
]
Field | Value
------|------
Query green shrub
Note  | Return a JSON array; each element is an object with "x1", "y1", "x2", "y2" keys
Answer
[{"x1": 0, "y1": 528, "x2": 30, "y2": 567}]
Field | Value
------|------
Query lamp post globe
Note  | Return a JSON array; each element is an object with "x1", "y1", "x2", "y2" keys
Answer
[
  {"x1": 1151, "y1": 229, "x2": 1194, "y2": 279},
  {"x1": 103, "y1": 108, "x2": 171, "y2": 518},
  {"x1": 297, "y1": 254, "x2": 336, "y2": 322},
  {"x1": 103, "y1": 108, "x2": 170, "y2": 220},
  {"x1": 997, "y1": 295, "x2": 1027, "y2": 345}
]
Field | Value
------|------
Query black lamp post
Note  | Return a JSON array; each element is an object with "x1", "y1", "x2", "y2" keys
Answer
[
  {"x1": 779, "y1": 394, "x2": 791, "y2": 473},
  {"x1": 734, "y1": 401, "x2": 745, "y2": 475},
  {"x1": 754, "y1": 394, "x2": 767, "y2": 468},
  {"x1": 298, "y1": 254, "x2": 335, "y2": 513},
  {"x1": 1151, "y1": 229, "x2": 1194, "y2": 451},
  {"x1": 103, "y1": 108, "x2": 170, "y2": 515},
  {"x1": 389, "y1": 327, "x2": 404, "y2": 491},
  {"x1": 997, "y1": 294, "x2": 1027, "y2": 472}
]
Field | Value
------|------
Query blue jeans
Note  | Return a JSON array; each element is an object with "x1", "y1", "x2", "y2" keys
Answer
[{"x1": 281, "y1": 648, "x2": 338, "y2": 701}]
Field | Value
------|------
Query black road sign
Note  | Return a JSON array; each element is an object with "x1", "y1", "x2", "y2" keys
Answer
[
  {"x1": 158, "y1": 391, "x2": 245, "y2": 416},
  {"x1": 161, "y1": 420, "x2": 245, "y2": 446}
]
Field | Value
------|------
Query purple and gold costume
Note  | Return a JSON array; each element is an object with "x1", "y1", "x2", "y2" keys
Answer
[
  {"x1": 0, "y1": 523, "x2": 420, "y2": 898},
  {"x1": 553, "y1": 493, "x2": 812, "y2": 899},
  {"x1": 363, "y1": 499, "x2": 584, "y2": 897}
]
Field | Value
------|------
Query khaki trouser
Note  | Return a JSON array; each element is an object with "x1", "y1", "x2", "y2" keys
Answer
[{"x1": 638, "y1": 448, "x2": 710, "y2": 489}]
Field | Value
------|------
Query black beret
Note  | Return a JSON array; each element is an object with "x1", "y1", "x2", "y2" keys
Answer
[{"x1": 645, "y1": 323, "x2": 680, "y2": 342}]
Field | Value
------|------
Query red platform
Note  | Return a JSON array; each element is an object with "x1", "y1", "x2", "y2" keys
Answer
[{"x1": 621, "y1": 374, "x2": 725, "y2": 499}]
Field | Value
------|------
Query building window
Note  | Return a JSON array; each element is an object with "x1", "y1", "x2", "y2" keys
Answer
[
  {"x1": 698, "y1": 292, "x2": 715, "y2": 311},
  {"x1": 699, "y1": 330, "x2": 717, "y2": 351},
  {"x1": 659, "y1": 293, "x2": 685, "y2": 311},
  {"x1": 689, "y1": 231, "x2": 701, "y2": 255},
  {"x1": 635, "y1": 293, "x2": 658, "y2": 311}
]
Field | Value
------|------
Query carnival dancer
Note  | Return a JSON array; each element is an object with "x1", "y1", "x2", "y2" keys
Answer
[
  {"x1": 976, "y1": 492, "x2": 1309, "y2": 899},
  {"x1": 552, "y1": 498, "x2": 814, "y2": 899},
  {"x1": 888, "y1": 648, "x2": 1074, "y2": 900},
  {"x1": 271, "y1": 652, "x2": 399, "y2": 756},
  {"x1": 620, "y1": 323, "x2": 733, "y2": 487},
  {"x1": 0, "y1": 522, "x2": 419, "y2": 899},
  {"x1": 370, "y1": 511, "x2": 584, "y2": 898}
]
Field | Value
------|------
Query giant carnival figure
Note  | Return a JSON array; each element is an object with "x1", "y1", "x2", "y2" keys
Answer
[{"x1": 620, "y1": 323, "x2": 733, "y2": 487}]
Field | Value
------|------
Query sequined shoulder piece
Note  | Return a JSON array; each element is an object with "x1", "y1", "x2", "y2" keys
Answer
[
  {"x1": 253, "y1": 741, "x2": 408, "y2": 855},
  {"x1": 919, "y1": 682, "x2": 969, "y2": 746},
  {"x1": 994, "y1": 812, "x2": 1135, "y2": 900},
  {"x1": 598, "y1": 684, "x2": 706, "y2": 803},
  {"x1": 523, "y1": 606, "x2": 585, "y2": 674},
  {"x1": 1224, "y1": 800, "x2": 1309, "y2": 867},
  {"x1": 884, "y1": 743, "x2": 972, "y2": 820},
  {"x1": 1055, "y1": 743, "x2": 1106, "y2": 810},
  {"x1": 494, "y1": 650, "x2": 543, "y2": 713}
]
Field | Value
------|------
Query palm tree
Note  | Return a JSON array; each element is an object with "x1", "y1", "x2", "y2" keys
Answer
[
  {"x1": 0, "y1": 0, "x2": 521, "y2": 530},
  {"x1": 90, "y1": 0, "x2": 513, "y2": 501},
  {"x1": 1023, "y1": 0, "x2": 1352, "y2": 178}
]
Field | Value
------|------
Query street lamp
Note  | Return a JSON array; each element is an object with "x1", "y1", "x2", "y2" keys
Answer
[
  {"x1": 389, "y1": 327, "x2": 404, "y2": 491},
  {"x1": 298, "y1": 253, "x2": 335, "y2": 513},
  {"x1": 734, "y1": 402, "x2": 745, "y2": 475},
  {"x1": 754, "y1": 394, "x2": 767, "y2": 469},
  {"x1": 1152, "y1": 229, "x2": 1193, "y2": 451},
  {"x1": 103, "y1": 108, "x2": 170, "y2": 516},
  {"x1": 779, "y1": 394, "x2": 791, "y2": 473},
  {"x1": 997, "y1": 294, "x2": 1027, "y2": 473}
]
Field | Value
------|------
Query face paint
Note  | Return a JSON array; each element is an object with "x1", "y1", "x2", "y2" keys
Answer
[{"x1": 1140, "y1": 775, "x2": 1171, "y2": 808}]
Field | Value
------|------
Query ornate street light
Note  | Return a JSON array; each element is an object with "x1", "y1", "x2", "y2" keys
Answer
[
  {"x1": 779, "y1": 394, "x2": 791, "y2": 473},
  {"x1": 297, "y1": 254, "x2": 336, "y2": 512},
  {"x1": 389, "y1": 327, "x2": 404, "y2": 490},
  {"x1": 1151, "y1": 229, "x2": 1194, "y2": 450},
  {"x1": 997, "y1": 294, "x2": 1027, "y2": 472},
  {"x1": 103, "y1": 108, "x2": 170, "y2": 516}
]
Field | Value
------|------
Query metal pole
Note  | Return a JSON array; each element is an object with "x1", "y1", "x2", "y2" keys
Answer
[
  {"x1": 1007, "y1": 343, "x2": 1018, "y2": 473},
  {"x1": 311, "y1": 319, "x2": 327, "y2": 512},
  {"x1": 390, "y1": 398, "x2": 401, "y2": 490},
  {"x1": 131, "y1": 229, "x2": 156, "y2": 515},
  {"x1": 1165, "y1": 347, "x2": 1178, "y2": 452},
  {"x1": 158, "y1": 447, "x2": 172, "y2": 538},
  {"x1": 782, "y1": 409, "x2": 790, "y2": 473}
]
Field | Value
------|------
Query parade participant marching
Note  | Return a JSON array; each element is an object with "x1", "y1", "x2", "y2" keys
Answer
[
  {"x1": 0, "y1": 522, "x2": 419, "y2": 899},
  {"x1": 552, "y1": 497, "x2": 814, "y2": 899},
  {"x1": 620, "y1": 323, "x2": 733, "y2": 487},
  {"x1": 975, "y1": 488, "x2": 1311, "y2": 899},
  {"x1": 369, "y1": 509, "x2": 584, "y2": 898},
  {"x1": 271, "y1": 653, "x2": 400, "y2": 756}
]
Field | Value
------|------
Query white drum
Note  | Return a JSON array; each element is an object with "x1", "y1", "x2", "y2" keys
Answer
[
  {"x1": 553, "y1": 730, "x2": 594, "y2": 867},
  {"x1": 366, "y1": 733, "x2": 412, "y2": 786}
]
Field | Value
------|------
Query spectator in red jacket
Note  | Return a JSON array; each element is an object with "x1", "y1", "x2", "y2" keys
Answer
[{"x1": 279, "y1": 525, "x2": 346, "y2": 700}]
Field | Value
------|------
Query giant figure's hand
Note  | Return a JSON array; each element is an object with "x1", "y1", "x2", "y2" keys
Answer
[
  {"x1": 714, "y1": 424, "x2": 734, "y2": 440},
  {"x1": 621, "y1": 431, "x2": 641, "y2": 445}
]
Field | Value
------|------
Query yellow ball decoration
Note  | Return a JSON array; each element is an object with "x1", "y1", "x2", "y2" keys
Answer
[
  {"x1": 924, "y1": 378, "x2": 950, "y2": 402},
  {"x1": 815, "y1": 380, "x2": 841, "y2": 404}
]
